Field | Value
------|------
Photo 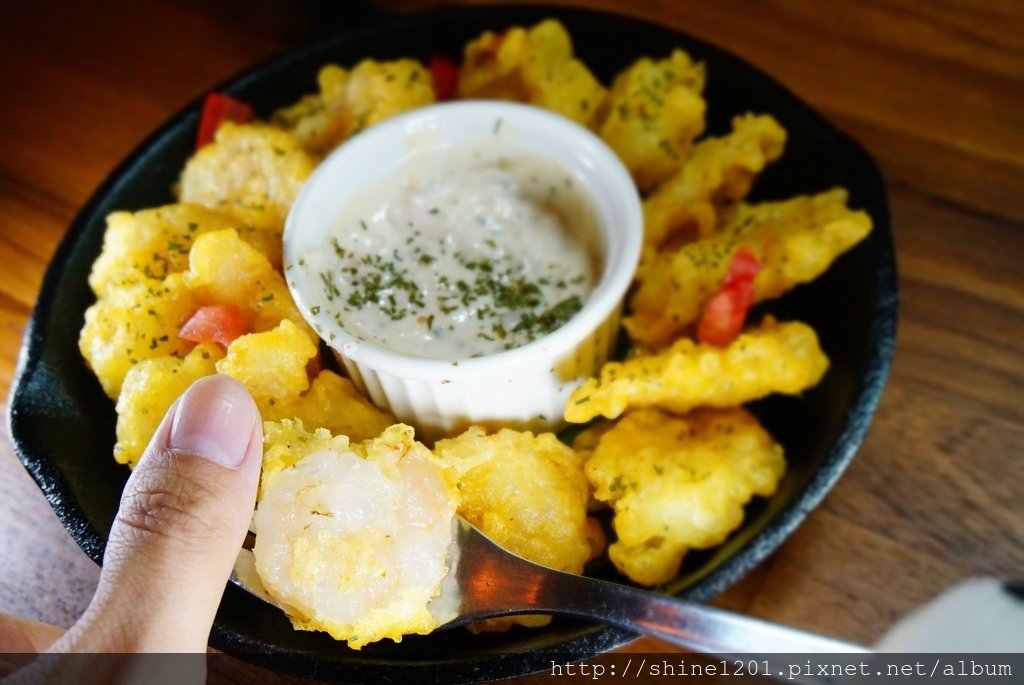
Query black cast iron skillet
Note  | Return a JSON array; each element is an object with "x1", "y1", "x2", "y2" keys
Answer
[{"x1": 7, "y1": 4, "x2": 897, "y2": 683}]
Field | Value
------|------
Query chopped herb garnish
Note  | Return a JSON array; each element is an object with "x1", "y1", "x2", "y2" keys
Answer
[{"x1": 309, "y1": 150, "x2": 596, "y2": 357}]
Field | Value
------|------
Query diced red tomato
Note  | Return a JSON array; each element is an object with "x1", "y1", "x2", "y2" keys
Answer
[
  {"x1": 196, "y1": 92, "x2": 254, "y2": 149},
  {"x1": 722, "y1": 245, "x2": 762, "y2": 285},
  {"x1": 697, "y1": 247, "x2": 762, "y2": 347},
  {"x1": 428, "y1": 55, "x2": 459, "y2": 101},
  {"x1": 179, "y1": 305, "x2": 248, "y2": 348}
]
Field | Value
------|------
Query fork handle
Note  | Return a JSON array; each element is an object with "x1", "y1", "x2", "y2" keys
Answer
[
  {"x1": 533, "y1": 572, "x2": 870, "y2": 684},
  {"x1": 530, "y1": 568, "x2": 869, "y2": 674}
]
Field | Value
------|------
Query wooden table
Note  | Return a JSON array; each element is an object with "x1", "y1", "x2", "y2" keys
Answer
[{"x1": 1, "y1": 0, "x2": 1020, "y2": 681}]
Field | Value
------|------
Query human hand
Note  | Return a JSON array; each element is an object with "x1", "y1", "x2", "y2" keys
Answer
[
  {"x1": 53, "y1": 374, "x2": 262, "y2": 653},
  {"x1": 2, "y1": 374, "x2": 262, "y2": 681}
]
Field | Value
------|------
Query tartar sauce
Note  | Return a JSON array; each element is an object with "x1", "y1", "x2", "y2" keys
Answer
[{"x1": 298, "y1": 144, "x2": 600, "y2": 359}]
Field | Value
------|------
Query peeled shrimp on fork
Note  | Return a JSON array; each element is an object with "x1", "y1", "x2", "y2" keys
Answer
[{"x1": 232, "y1": 429, "x2": 865, "y2": 665}]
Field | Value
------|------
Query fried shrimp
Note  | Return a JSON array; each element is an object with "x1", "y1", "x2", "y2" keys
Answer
[
  {"x1": 261, "y1": 370, "x2": 396, "y2": 444},
  {"x1": 432, "y1": 427, "x2": 603, "y2": 631},
  {"x1": 457, "y1": 20, "x2": 606, "y2": 127},
  {"x1": 79, "y1": 273, "x2": 199, "y2": 399},
  {"x1": 566, "y1": 318, "x2": 828, "y2": 423},
  {"x1": 254, "y1": 422, "x2": 458, "y2": 649},
  {"x1": 642, "y1": 113, "x2": 786, "y2": 250},
  {"x1": 113, "y1": 343, "x2": 222, "y2": 467},
  {"x1": 626, "y1": 188, "x2": 872, "y2": 347},
  {"x1": 178, "y1": 122, "x2": 314, "y2": 240},
  {"x1": 598, "y1": 49, "x2": 706, "y2": 190},
  {"x1": 185, "y1": 229, "x2": 314, "y2": 341},
  {"x1": 273, "y1": 59, "x2": 435, "y2": 158},
  {"x1": 585, "y1": 408, "x2": 785, "y2": 586},
  {"x1": 87, "y1": 203, "x2": 268, "y2": 298},
  {"x1": 216, "y1": 319, "x2": 318, "y2": 406}
]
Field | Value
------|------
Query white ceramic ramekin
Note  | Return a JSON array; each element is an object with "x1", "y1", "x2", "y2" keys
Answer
[{"x1": 284, "y1": 101, "x2": 641, "y2": 440}]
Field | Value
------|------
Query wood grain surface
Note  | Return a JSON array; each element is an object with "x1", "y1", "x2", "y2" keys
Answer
[{"x1": 0, "y1": 0, "x2": 1021, "y2": 682}]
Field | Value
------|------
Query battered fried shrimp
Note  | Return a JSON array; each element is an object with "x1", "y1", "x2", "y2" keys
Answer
[
  {"x1": 585, "y1": 408, "x2": 785, "y2": 586},
  {"x1": 261, "y1": 370, "x2": 396, "y2": 444},
  {"x1": 80, "y1": 226, "x2": 318, "y2": 401},
  {"x1": 457, "y1": 20, "x2": 606, "y2": 127},
  {"x1": 432, "y1": 427, "x2": 602, "y2": 631},
  {"x1": 178, "y1": 122, "x2": 314, "y2": 243},
  {"x1": 626, "y1": 188, "x2": 872, "y2": 347},
  {"x1": 254, "y1": 422, "x2": 458, "y2": 649},
  {"x1": 216, "y1": 319, "x2": 318, "y2": 407},
  {"x1": 566, "y1": 318, "x2": 828, "y2": 423},
  {"x1": 185, "y1": 229, "x2": 314, "y2": 342},
  {"x1": 79, "y1": 273, "x2": 199, "y2": 399},
  {"x1": 643, "y1": 114, "x2": 786, "y2": 250},
  {"x1": 87, "y1": 204, "x2": 273, "y2": 297},
  {"x1": 273, "y1": 60, "x2": 435, "y2": 157},
  {"x1": 598, "y1": 49, "x2": 706, "y2": 190},
  {"x1": 113, "y1": 344, "x2": 222, "y2": 467}
]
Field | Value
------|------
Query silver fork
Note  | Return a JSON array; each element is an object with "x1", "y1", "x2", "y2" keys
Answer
[
  {"x1": 429, "y1": 517, "x2": 867, "y2": 654},
  {"x1": 232, "y1": 516, "x2": 867, "y2": 657}
]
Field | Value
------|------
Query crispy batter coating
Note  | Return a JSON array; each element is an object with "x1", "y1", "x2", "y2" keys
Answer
[
  {"x1": 260, "y1": 417, "x2": 351, "y2": 488},
  {"x1": 112, "y1": 344, "x2": 223, "y2": 467},
  {"x1": 598, "y1": 50, "x2": 706, "y2": 190},
  {"x1": 81, "y1": 226, "x2": 316, "y2": 400},
  {"x1": 261, "y1": 370, "x2": 395, "y2": 444},
  {"x1": 643, "y1": 114, "x2": 786, "y2": 250},
  {"x1": 273, "y1": 60, "x2": 435, "y2": 157},
  {"x1": 216, "y1": 319, "x2": 317, "y2": 407},
  {"x1": 566, "y1": 318, "x2": 829, "y2": 423},
  {"x1": 178, "y1": 122, "x2": 314, "y2": 246},
  {"x1": 185, "y1": 229, "x2": 313, "y2": 341},
  {"x1": 87, "y1": 204, "x2": 276, "y2": 297},
  {"x1": 457, "y1": 19, "x2": 606, "y2": 127},
  {"x1": 432, "y1": 426, "x2": 602, "y2": 630},
  {"x1": 255, "y1": 422, "x2": 457, "y2": 649},
  {"x1": 585, "y1": 408, "x2": 785, "y2": 585},
  {"x1": 626, "y1": 188, "x2": 873, "y2": 347},
  {"x1": 79, "y1": 273, "x2": 199, "y2": 399}
]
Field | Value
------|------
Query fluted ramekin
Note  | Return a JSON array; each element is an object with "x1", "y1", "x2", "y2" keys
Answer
[{"x1": 284, "y1": 101, "x2": 642, "y2": 440}]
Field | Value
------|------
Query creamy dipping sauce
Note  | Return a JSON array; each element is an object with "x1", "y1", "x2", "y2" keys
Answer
[{"x1": 298, "y1": 143, "x2": 601, "y2": 359}]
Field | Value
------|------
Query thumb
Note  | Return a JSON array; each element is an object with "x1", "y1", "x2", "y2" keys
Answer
[{"x1": 58, "y1": 374, "x2": 262, "y2": 653}]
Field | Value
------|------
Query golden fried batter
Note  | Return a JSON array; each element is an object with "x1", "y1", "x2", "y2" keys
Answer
[
  {"x1": 643, "y1": 114, "x2": 786, "y2": 249},
  {"x1": 585, "y1": 408, "x2": 785, "y2": 585},
  {"x1": 178, "y1": 122, "x2": 314, "y2": 243},
  {"x1": 216, "y1": 319, "x2": 318, "y2": 406},
  {"x1": 261, "y1": 370, "x2": 395, "y2": 444},
  {"x1": 626, "y1": 188, "x2": 872, "y2": 347},
  {"x1": 113, "y1": 344, "x2": 223, "y2": 467},
  {"x1": 566, "y1": 318, "x2": 828, "y2": 423},
  {"x1": 457, "y1": 20, "x2": 606, "y2": 128},
  {"x1": 79, "y1": 273, "x2": 199, "y2": 399},
  {"x1": 81, "y1": 225, "x2": 318, "y2": 400},
  {"x1": 87, "y1": 204, "x2": 275, "y2": 297},
  {"x1": 598, "y1": 49, "x2": 706, "y2": 190},
  {"x1": 256, "y1": 422, "x2": 458, "y2": 649},
  {"x1": 185, "y1": 229, "x2": 313, "y2": 341},
  {"x1": 433, "y1": 426, "x2": 602, "y2": 631},
  {"x1": 273, "y1": 60, "x2": 435, "y2": 158}
]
